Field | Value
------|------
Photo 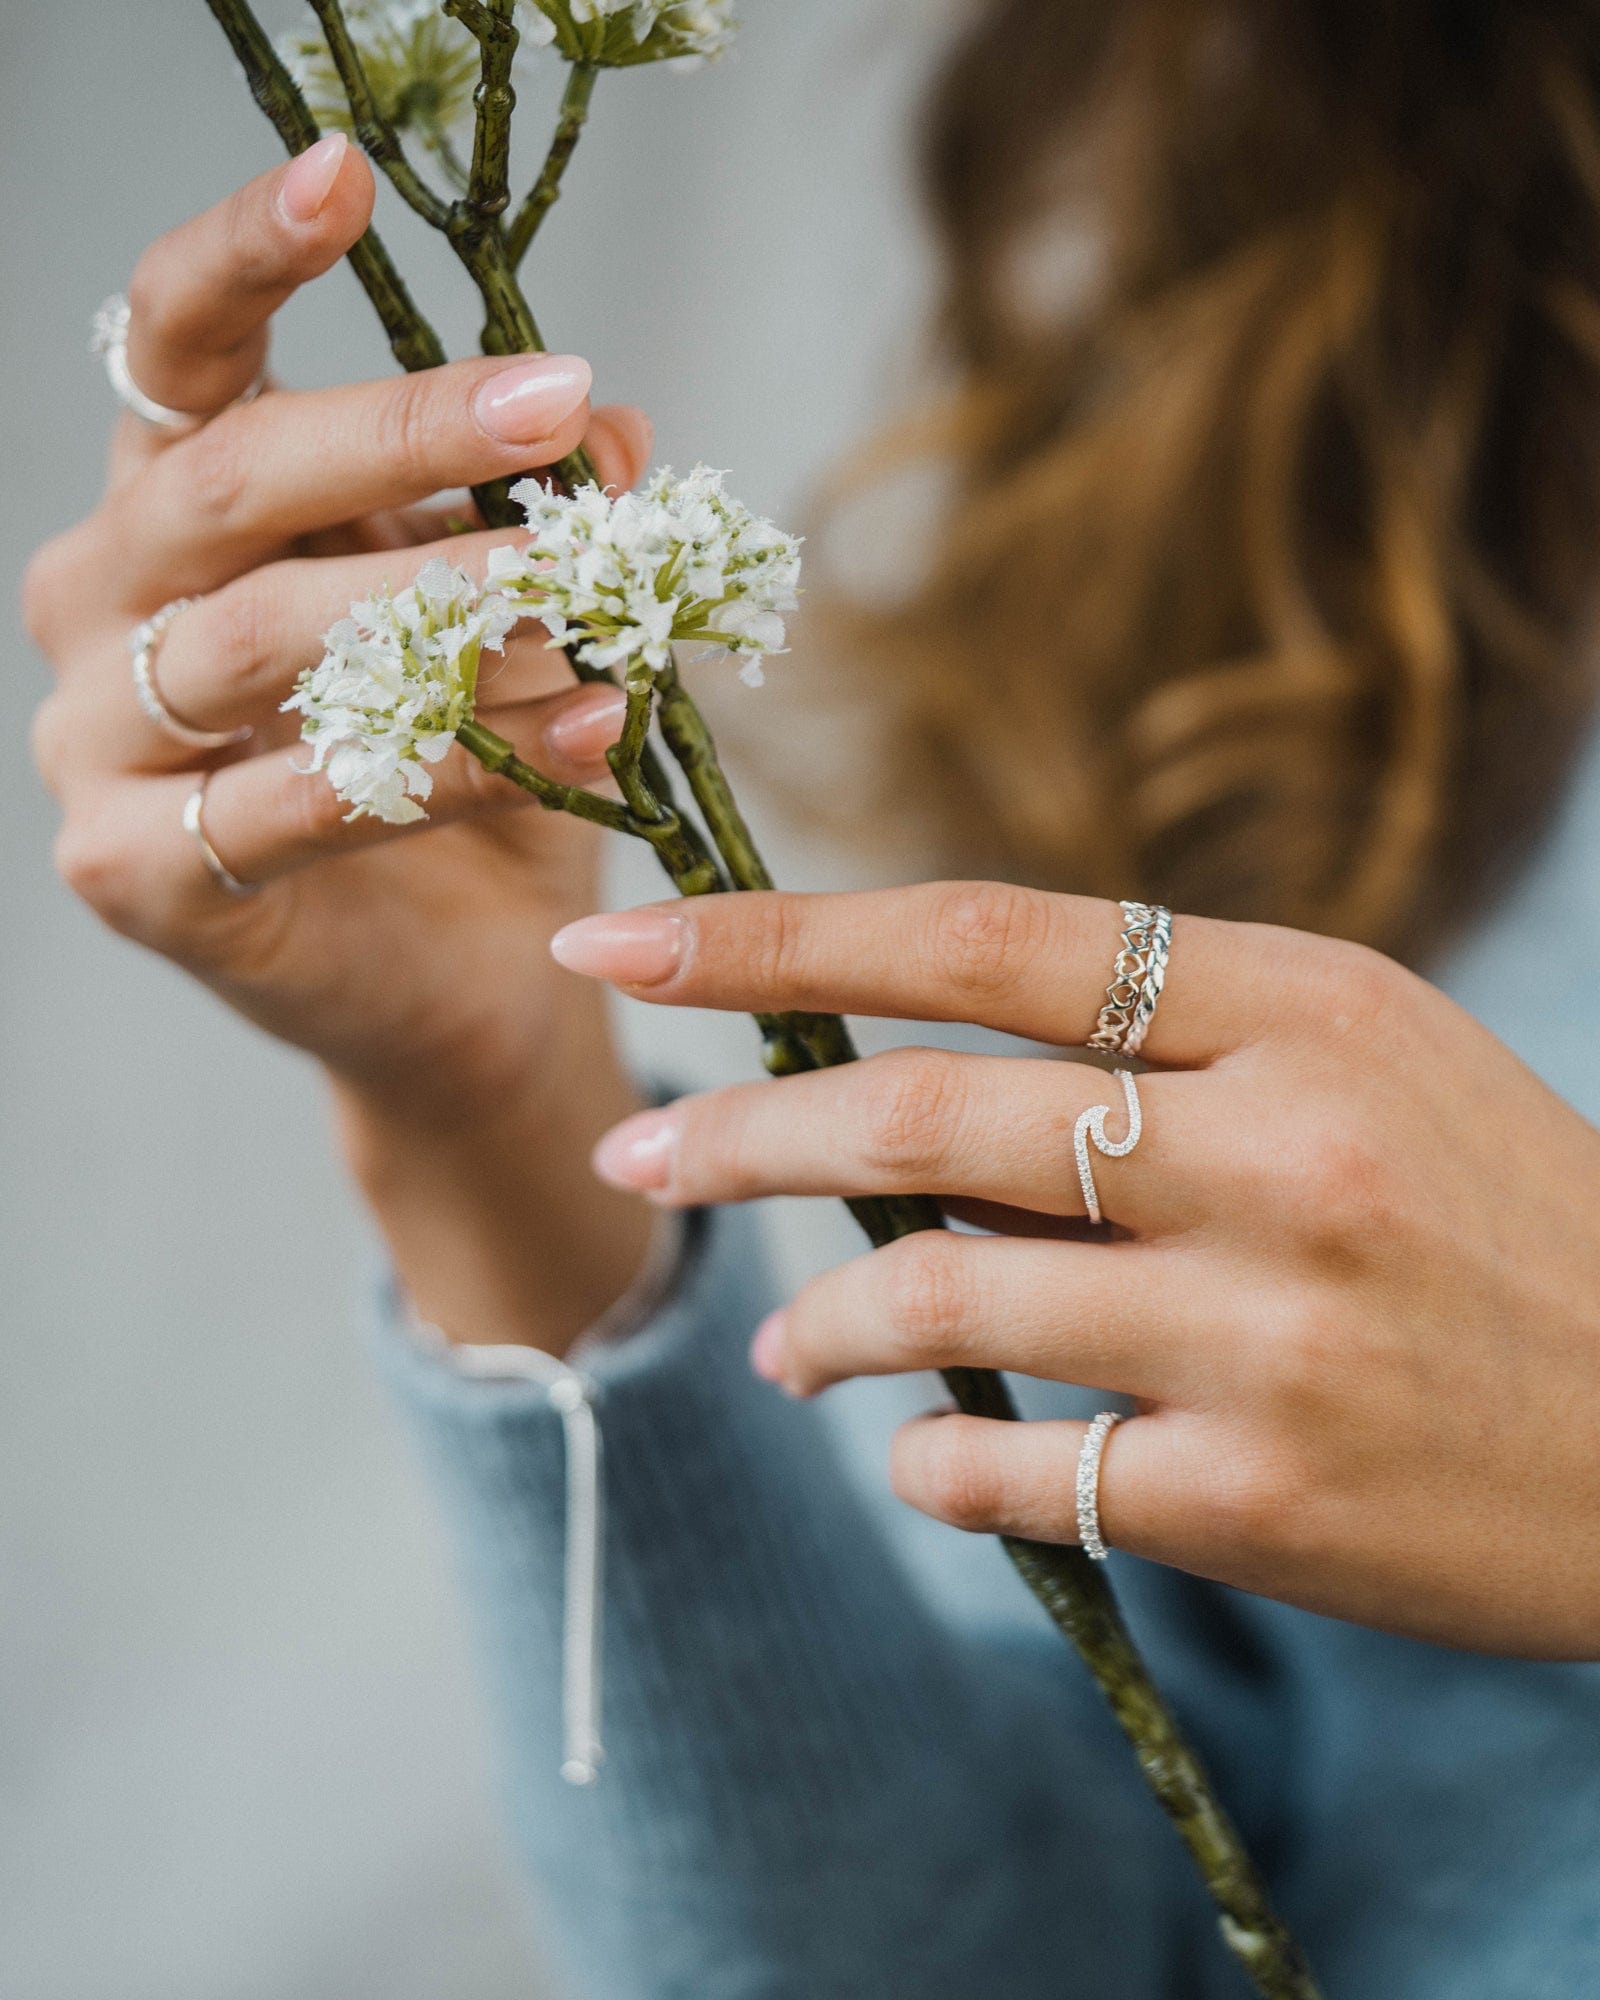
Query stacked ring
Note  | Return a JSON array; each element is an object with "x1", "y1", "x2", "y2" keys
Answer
[{"x1": 1088, "y1": 900, "x2": 1173, "y2": 1057}]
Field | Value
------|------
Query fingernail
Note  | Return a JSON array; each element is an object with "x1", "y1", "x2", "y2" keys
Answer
[
  {"x1": 544, "y1": 687, "x2": 627, "y2": 764},
  {"x1": 592, "y1": 1109, "x2": 676, "y2": 1191},
  {"x1": 278, "y1": 133, "x2": 349, "y2": 224},
  {"x1": 474, "y1": 355, "x2": 592, "y2": 446},
  {"x1": 550, "y1": 909, "x2": 685, "y2": 985},
  {"x1": 750, "y1": 1310, "x2": 787, "y2": 1382}
]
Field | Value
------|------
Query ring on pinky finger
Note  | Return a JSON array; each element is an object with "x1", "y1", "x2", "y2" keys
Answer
[{"x1": 887, "y1": 1409, "x2": 1179, "y2": 1558}]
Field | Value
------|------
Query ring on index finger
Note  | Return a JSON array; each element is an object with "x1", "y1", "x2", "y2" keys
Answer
[{"x1": 92, "y1": 292, "x2": 268, "y2": 434}]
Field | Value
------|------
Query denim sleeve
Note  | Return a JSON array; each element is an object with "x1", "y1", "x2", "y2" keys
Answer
[{"x1": 374, "y1": 1203, "x2": 1200, "y2": 2000}]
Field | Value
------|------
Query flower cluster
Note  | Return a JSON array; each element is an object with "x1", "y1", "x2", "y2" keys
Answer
[
  {"x1": 284, "y1": 560, "x2": 516, "y2": 825},
  {"x1": 524, "y1": 0, "x2": 737, "y2": 68},
  {"x1": 488, "y1": 465, "x2": 801, "y2": 685},
  {"x1": 281, "y1": 1, "x2": 541, "y2": 155}
]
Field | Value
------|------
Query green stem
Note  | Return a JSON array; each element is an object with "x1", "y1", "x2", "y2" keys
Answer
[
  {"x1": 647, "y1": 667, "x2": 1321, "y2": 1998},
  {"x1": 443, "y1": 0, "x2": 518, "y2": 218},
  {"x1": 202, "y1": 0, "x2": 447, "y2": 373},
  {"x1": 203, "y1": 13, "x2": 1322, "y2": 1989},
  {"x1": 507, "y1": 61, "x2": 598, "y2": 266},
  {"x1": 454, "y1": 718, "x2": 634, "y2": 832},
  {"x1": 307, "y1": 0, "x2": 452, "y2": 228}
]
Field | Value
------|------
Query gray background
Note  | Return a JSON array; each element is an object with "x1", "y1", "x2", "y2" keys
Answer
[{"x1": 0, "y1": 5, "x2": 944, "y2": 1994}]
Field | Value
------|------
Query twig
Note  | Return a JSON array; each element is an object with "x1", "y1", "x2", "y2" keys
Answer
[
  {"x1": 200, "y1": 14, "x2": 1324, "y2": 1990},
  {"x1": 508, "y1": 60, "x2": 597, "y2": 266},
  {"x1": 307, "y1": 0, "x2": 453, "y2": 227},
  {"x1": 202, "y1": 0, "x2": 447, "y2": 373}
]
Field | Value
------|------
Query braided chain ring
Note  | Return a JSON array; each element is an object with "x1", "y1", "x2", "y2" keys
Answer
[
  {"x1": 1122, "y1": 904, "x2": 1172, "y2": 1060},
  {"x1": 1088, "y1": 900, "x2": 1164, "y2": 1054}
]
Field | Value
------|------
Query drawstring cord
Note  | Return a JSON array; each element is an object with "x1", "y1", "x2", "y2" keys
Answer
[
  {"x1": 449, "y1": 1341, "x2": 605, "y2": 1786},
  {"x1": 406, "y1": 1209, "x2": 685, "y2": 1788}
]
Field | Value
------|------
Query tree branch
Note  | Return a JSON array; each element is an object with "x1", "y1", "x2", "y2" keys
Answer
[
  {"x1": 202, "y1": 0, "x2": 448, "y2": 373},
  {"x1": 307, "y1": 0, "x2": 453, "y2": 228},
  {"x1": 508, "y1": 60, "x2": 597, "y2": 267},
  {"x1": 442, "y1": 0, "x2": 518, "y2": 220}
]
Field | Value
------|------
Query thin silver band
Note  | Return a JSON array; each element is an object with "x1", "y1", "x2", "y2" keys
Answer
[
  {"x1": 1076, "y1": 1411, "x2": 1123, "y2": 1561},
  {"x1": 1074, "y1": 1067, "x2": 1143, "y2": 1226},
  {"x1": 182, "y1": 775, "x2": 258, "y2": 899},
  {"x1": 1122, "y1": 904, "x2": 1172, "y2": 1059},
  {"x1": 1089, "y1": 901, "x2": 1169, "y2": 1055},
  {"x1": 92, "y1": 293, "x2": 267, "y2": 433},
  {"x1": 130, "y1": 598, "x2": 253, "y2": 751}
]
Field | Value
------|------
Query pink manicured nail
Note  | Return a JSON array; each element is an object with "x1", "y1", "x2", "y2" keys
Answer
[
  {"x1": 474, "y1": 355, "x2": 592, "y2": 446},
  {"x1": 550, "y1": 909, "x2": 685, "y2": 985},
  {"x1": 592, "y1": 1110, "x2": 677, "y2": 1191},
  {"x1": 544, "y1": 687, "x2": 628, "y2": 764},
  {"x1": 278, "y1": 133, "x2": 349, "y2": 224},
  {"x1": 750, "y1": 1311, "x2": 788, "y2": 1382}
]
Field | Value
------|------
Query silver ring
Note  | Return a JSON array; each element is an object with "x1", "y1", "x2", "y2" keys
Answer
[
  {"x1": 1089, "y1": 900, "x2": 1173, "y2": 1057},
  {"x1": 130, "y1": 598, "x2": 253, "y2": 751},
  {"x1": 1122, "y1": 904, "x2": 1172, "y2": 1059},
  {"x1": 1074, "y1": 1068, "x2": 1142, "y2": 1227},
  {"x1": 1076, "y1": 1411, "x2": 1122, "y2": 1561},
  {"x1": 182, "y1": 775, "x2": 258, "y2": 899},
  {"x1": 92, "y1": 293, "x2": 267, "y2": 433}
]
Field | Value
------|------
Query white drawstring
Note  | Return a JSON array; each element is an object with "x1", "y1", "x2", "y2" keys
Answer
[
  {"x1": 449, "y1": 1341, "x2": 605, "y2": 1785},
  {"x1": 404, "y1": 1210, "x2": 685, "y2": 1788}
]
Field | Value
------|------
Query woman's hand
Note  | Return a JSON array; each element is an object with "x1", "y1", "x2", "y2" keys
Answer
[
  {"x1": 554, "y1": 882, "x2": 1600, "y2": 1658},
  {"x1": 25, "y1": 139, "x2": 654, "y2": 1349}
]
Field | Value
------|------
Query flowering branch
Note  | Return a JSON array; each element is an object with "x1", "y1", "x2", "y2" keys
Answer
[
  {"x1": 508, "y1": 58, "x2": 597, "y2": 264},
  {"x1": 203, "y1": 0, "x2": 448, "y2": 372},
  {"x1": 204, "y1": 10, "x2": 1323, "y2": 1994},
  {"x1": 306, "y1": 0, "x2": 453, "y2": 225}
]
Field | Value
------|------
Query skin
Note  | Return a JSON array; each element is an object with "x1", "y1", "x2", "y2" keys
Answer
[
  {"x1": 555, "y1": 883, "x2": 1600, "y2": 1660},
  {"x1": 24, "y1": 140, "x2": 653, "y2": 1350},
  {"x1": 27, "y1": 150, "x2": 1600, "y2": 1662}
]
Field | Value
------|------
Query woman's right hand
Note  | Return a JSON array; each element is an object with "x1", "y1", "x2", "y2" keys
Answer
[{"x1": 24, "y1": 138, "x2": 656, "y2": 1350}]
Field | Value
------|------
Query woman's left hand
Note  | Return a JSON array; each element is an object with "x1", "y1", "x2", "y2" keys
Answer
[{"x1": 552, "y1": 882, "x2": 1600, "y2": 1658}]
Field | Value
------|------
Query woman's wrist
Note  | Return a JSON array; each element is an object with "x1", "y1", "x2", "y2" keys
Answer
[{"x1": 331, "y1": 1009, "x2": 654, "y2": 1360}]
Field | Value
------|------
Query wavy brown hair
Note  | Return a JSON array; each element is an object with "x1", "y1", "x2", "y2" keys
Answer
[{"x1": 828, "y1": 0, "x2": 1600, "y2": 963}]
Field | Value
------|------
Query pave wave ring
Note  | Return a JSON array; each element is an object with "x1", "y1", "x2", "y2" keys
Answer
[
  {"x1": 130, "y1": 598, "x2": 253, "y2": 751},
  {"x1": 92, "y1": 293, "x2": 268, "y2": 433},
  {"x1": 1074, "y1": 1068, "x2": 1143, "y2": 1227},
  {"x1": 1076, "y1": 1411, "x2": 1123, "y2": 1561},
  {"x1": 1089, "y1": 900, "x2": 1173, "y2": 1058}
]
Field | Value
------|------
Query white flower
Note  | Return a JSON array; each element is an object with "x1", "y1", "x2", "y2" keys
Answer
[
  {"x1": 280, "y1": 2, "x2": 549, "y2": 152},
  {"x1": 528, "y1": 0, "x2": 736, "y2": 67},
  {"x1": 486, "y1": 464, "x2": 800, "y2": 685},
  {"x1": 285, "y1": 559, "x2": 517, "y2": 825}
]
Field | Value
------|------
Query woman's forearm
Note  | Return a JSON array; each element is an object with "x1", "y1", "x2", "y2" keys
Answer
[{"x1": 332, "y1": 999, "x2": 652, "y2": 1357}]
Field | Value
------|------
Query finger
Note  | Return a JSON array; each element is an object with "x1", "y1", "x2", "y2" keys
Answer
[
  {"x1": 552, "y1": 882, "x2": 1300, "y2": 1065},
  {"x1": 584, "y1": 404, "x2": 656, "y2": 493},
  {"x1": 95, "y1": 352, "x2": 599, "y2": 598},
  {"x1": 57, "y1": 529, "x2": 568, "y2": 773},
  {"x1": 592, "y1": 1049, "x2": 1213, "y2": 1231},
  {"x1": 751, "y1": 1230, "x2": 1225, "y2": 1405},
  {"x1": 109, "y1": 135, "x2": 374, "y2": 478},
  {"x1": 888, "y1": 1408, "x2": 1202, "y2": 1564},
  {"x1": 70, "y1": 683, "x2": 627, "y2": 925}
]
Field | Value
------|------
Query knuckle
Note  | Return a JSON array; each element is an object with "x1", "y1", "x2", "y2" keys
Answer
[
  {"x1": 20, "y1": 531, "x2": 86, "y2": 655},
  {"x1": 856, "y1": 1049, "x2": 966, "y2": 1181},
  {"x1": 882, "y1": 1231, "x2": 971, "y2": 1356},
  {"x1": 922, "y1": 881, "x2": 1051, "y2": 1002},
  {"x1": 374, "y1": 370, "x2": 446, "y2": 491},
  {"x1": 725, "y1": 893, "x2": 803, "y2": 996},
  {"x1": 30, "y1": 697, "x2": 73, "y2": 797},
  {"x1": 125, "y1": 244, "x2": 178, "y2": 346},
  {"x1": 201, "y1": 572, "x2": 281, "y2": 702},
  {"x1": 1283, "y1": 1111, "x2": 1394, "y2": 1247},
  {"x1": 179, "y1": 411, "x2": 254, "y2": 525},
  {"x1": 914, "y1": 1425, "x2": 1004, "y2": 1533},
  {"x1": 53, "y1": 813, "x2": 135, "y2": 931}
]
